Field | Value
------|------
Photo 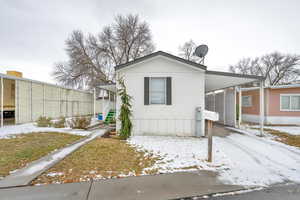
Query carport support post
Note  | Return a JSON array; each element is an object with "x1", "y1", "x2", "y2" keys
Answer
[
  {"x1": 207, "y1": 120, "x2": 213, "y2": 162},
  {"x1": 238, "y1": 86, "x2": 242, "y2": 128},
  {"x1": 259, "y1": 81, "x2": 264, "y2": 136},
  {"x1": 1, "y1": 77, "x2": 3, "y2": 127},
  {"x1": 101, "y1": 89, "x2": 104, "y2": 121},
  {"x1": 93, "y1": 88, "x2": 96, "y2": 118}
]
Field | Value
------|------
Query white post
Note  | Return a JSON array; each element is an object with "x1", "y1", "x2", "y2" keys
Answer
[
  {"x1": 93, "y1": 88, "x2": 96, "y2": 118},
  {"x1": 43, "y1": 84, "x2": 45, "y2": 116},
  {"x1": 233, "y1": 87, "x2": 237, "y2": 128},
  {"x1": 223, "y1": 89, "x2": 226, "y2": 125},
  {"x1": 260, "y1": 81, "x2": 264, "y2": 136},
  {"x1": 238, "y1": 86, "x2": 242, "y2": 128},
  {"x1": 1, "y1": 77, "x2": 3, "y2": 127},
  {"x1": 213, "y1": 92, "x2": 216, "y2": 112},
  {"x1": 30, "y1": 81, "x2": 33, "y2": 121},
  {"x1": 101, "y1": 89, "x2": 104, "y2": 121}
]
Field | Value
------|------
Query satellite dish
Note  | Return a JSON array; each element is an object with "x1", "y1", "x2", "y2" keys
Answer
[
  {"x1": 194, "y1": 44, "x2": 209, "y2": 64},
  {"x1": 194, "y1": 44, "x2": 209, "y2": 58}
]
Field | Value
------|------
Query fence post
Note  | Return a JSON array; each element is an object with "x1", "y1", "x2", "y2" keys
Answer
[{"x1": 207, "y1": 120, "x2": 213, "y2": 162}]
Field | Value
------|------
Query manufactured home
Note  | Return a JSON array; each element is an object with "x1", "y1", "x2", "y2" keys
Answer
[
  {"x1": 240, "y1": 84, "x2": 300, "y2": 125},
  {"x1": 0, "y1": 71, "x2": 112, "y2": 126},
  {"x1": 110, "y1": 51, "x2": 264, "y2": 137}
]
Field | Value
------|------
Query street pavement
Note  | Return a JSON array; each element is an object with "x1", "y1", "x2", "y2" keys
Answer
[{"x1": 183, "y1": 183, "x2": 300, "y2": 200}]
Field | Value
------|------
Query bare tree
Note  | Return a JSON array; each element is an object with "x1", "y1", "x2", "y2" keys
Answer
[
  {"x1": 178, "y1": 39, "x2": 201, "y2": 62},
  {"x1": 53, "y1": 14, "x2": 155, "y2": 89},
  {"x1": 229, "y1": 52, "x2": 300, "y2": 85}
]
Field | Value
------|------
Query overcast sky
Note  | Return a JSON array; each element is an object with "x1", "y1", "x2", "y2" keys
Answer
[{"x1": 1, "y1": 0, "x2": 300, "y2": 84}]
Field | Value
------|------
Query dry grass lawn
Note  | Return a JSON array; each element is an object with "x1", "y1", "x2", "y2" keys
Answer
[
  {"x1": 263, "y1": 128, "x2": 300, "y2": 148},
  {"x1": 32, "y1": 138, "x2": 160, "y2": 185},
  {"x1": 0, "y1": 132, "x2": 83, "y2": 178}
]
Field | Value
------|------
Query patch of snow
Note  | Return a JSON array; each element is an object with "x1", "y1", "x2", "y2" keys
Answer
[
  {"x1": 90, "y1": 117, "x2": 100, "y2": 126},
  {"x1": 46, "y1": 172, "x2": 64, "y2": 177},
  {"x1": 0, "y1": 123, "x2": 92, "y2": 139},
  {"x1": 128, "y1": 133, "x2": 300, "y2": 186},
  {"x1": 198, "y1": 187, "x2": 264, "y2": 199},
  {"x1": 128, "y1": 136, "x2": 228, "y2": 173}
]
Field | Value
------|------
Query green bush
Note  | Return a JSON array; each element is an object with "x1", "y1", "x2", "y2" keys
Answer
[
  {"x1": 118, "y1": 77, "x2": 132, "y2": 140},
  {"x1": 36, "y1": 116, "x2": 52, "y2": 127},
  {"x1": 53, "y1": 117, "x2": 66, "y2": 128},
  {"x1": 69, "y1": 116, "x2": 91, "y2": 129}
]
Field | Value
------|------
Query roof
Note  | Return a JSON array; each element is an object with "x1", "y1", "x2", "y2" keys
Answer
[
  {"x1": 114, "y1": 51, "x2": 264, "y2": 80},
  {"x1": 206, "y1": 70, "x2": 264, "y2": 80},
  {"x1": 0, "y1": 73, "x2": 92, "y2": 94},
  {"x1": 241, "y1": 84, "x2": 300, "y2": 91},
  {"x1": 114, "y1": 51, "x2": 207, "y2": 71},
  {"x1": 97, "y1": 84, "x2": 117, "y2": 93}
]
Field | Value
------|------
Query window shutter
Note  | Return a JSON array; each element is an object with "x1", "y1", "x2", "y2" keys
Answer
[
  {"x1": 166, "y1": 77, "x2": 172, "y2": 105},
  {"x1": 144, "y1": 77, "x2": 149, "y2": 105}
]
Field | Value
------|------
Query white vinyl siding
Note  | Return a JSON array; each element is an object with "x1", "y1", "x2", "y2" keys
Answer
[
  {"x1": 149, "y1": 77, "x2": 166, "y2": 104},
  {"x1": 242, "y1": 95, "x2": 252, "y2": 107},
  {"x1": 280, "y1": 94, "x2": 300, "y2": 111}
]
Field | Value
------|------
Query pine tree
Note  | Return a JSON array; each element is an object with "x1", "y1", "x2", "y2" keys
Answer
[{"x1": 117, "y1": 77, "x2": 133, "y2": 139}]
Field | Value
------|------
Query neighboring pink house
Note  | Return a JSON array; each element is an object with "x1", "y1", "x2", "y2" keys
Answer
[{"x1": 240, "y1": 84, "x2": 300, "y2": 125}]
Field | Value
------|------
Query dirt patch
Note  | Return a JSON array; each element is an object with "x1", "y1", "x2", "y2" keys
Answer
[
  {"x1": 263, "y1": 128, "x2": 300, "y2": 148},
  {"x1": 32, "y1": 138, "x2": 160, "y2": 185},
  {"x1": 0, "y1": 132, "x2": 83, "y2": 178},
  {"x1": 252, "y1": 128, "x2": 300, "y2": 148}
]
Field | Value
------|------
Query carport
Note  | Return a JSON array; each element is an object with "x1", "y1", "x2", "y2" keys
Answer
[{"x1": 204, "y1": 70, "x2": 265, "y2": 135}]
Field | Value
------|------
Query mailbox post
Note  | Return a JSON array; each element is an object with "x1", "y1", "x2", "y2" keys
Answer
[
  {"x1": 207, "y1": 120, "x2": 213, "y2": 162},
  {"x1": 203, "y1": 110, "x2": 219, "y2": 162}
]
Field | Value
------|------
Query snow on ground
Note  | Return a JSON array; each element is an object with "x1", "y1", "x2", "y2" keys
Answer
[
  {"x1": 0, "y1": 123, "x2": 92, "y2": 139},
  {"x1": 128, "y1": 133, "x2": 300, "y2": 186},
  {"x1": 128, "y1": 136, "x2": 228, "y2": 173}
]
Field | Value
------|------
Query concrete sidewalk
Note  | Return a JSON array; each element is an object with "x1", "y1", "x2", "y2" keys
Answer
[
  {"x1": 0, "y1": 129, "x2": 106, "y2": 188},
  {"x1": 0, "y1": 171, "x2": 245, "y2": 200}
]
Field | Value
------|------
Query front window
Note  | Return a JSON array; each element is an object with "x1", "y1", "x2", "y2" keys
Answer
[
  {"x1": 242, "y1": 96, "x2": 252, "y2": 107},
  {"x1": 281, "y1": 94, "x2": 300, "y2": 111},
  {"x1": 150, "y1": 77, "x2": 166, "y2": 104}
]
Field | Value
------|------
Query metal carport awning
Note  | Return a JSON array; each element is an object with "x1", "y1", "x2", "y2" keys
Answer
[
  {"x1": 205, "y1": 70, "x2": 265, "y2": 136},
  {"x1": 97, "y1": 84, "x2": 117, "y2": 93},
  {"x1": 205, "y1": 70, "x2": 264, "y2": 92}
]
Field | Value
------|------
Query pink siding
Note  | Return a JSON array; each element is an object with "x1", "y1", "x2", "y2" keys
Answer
[
  {"x1": 238, "y1": 87, "x2": 300, "y2": 117},
  {"x1": 238, "y1": 90, "x2": 260, "y2": 115},
  {"x1": 268, "y1": 88, "x2": 300, "y2": 116}
]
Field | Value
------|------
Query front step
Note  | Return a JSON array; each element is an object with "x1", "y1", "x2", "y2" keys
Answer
[{"x1": 104, "y1": 110, "x2": 116, "y2": 124}]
